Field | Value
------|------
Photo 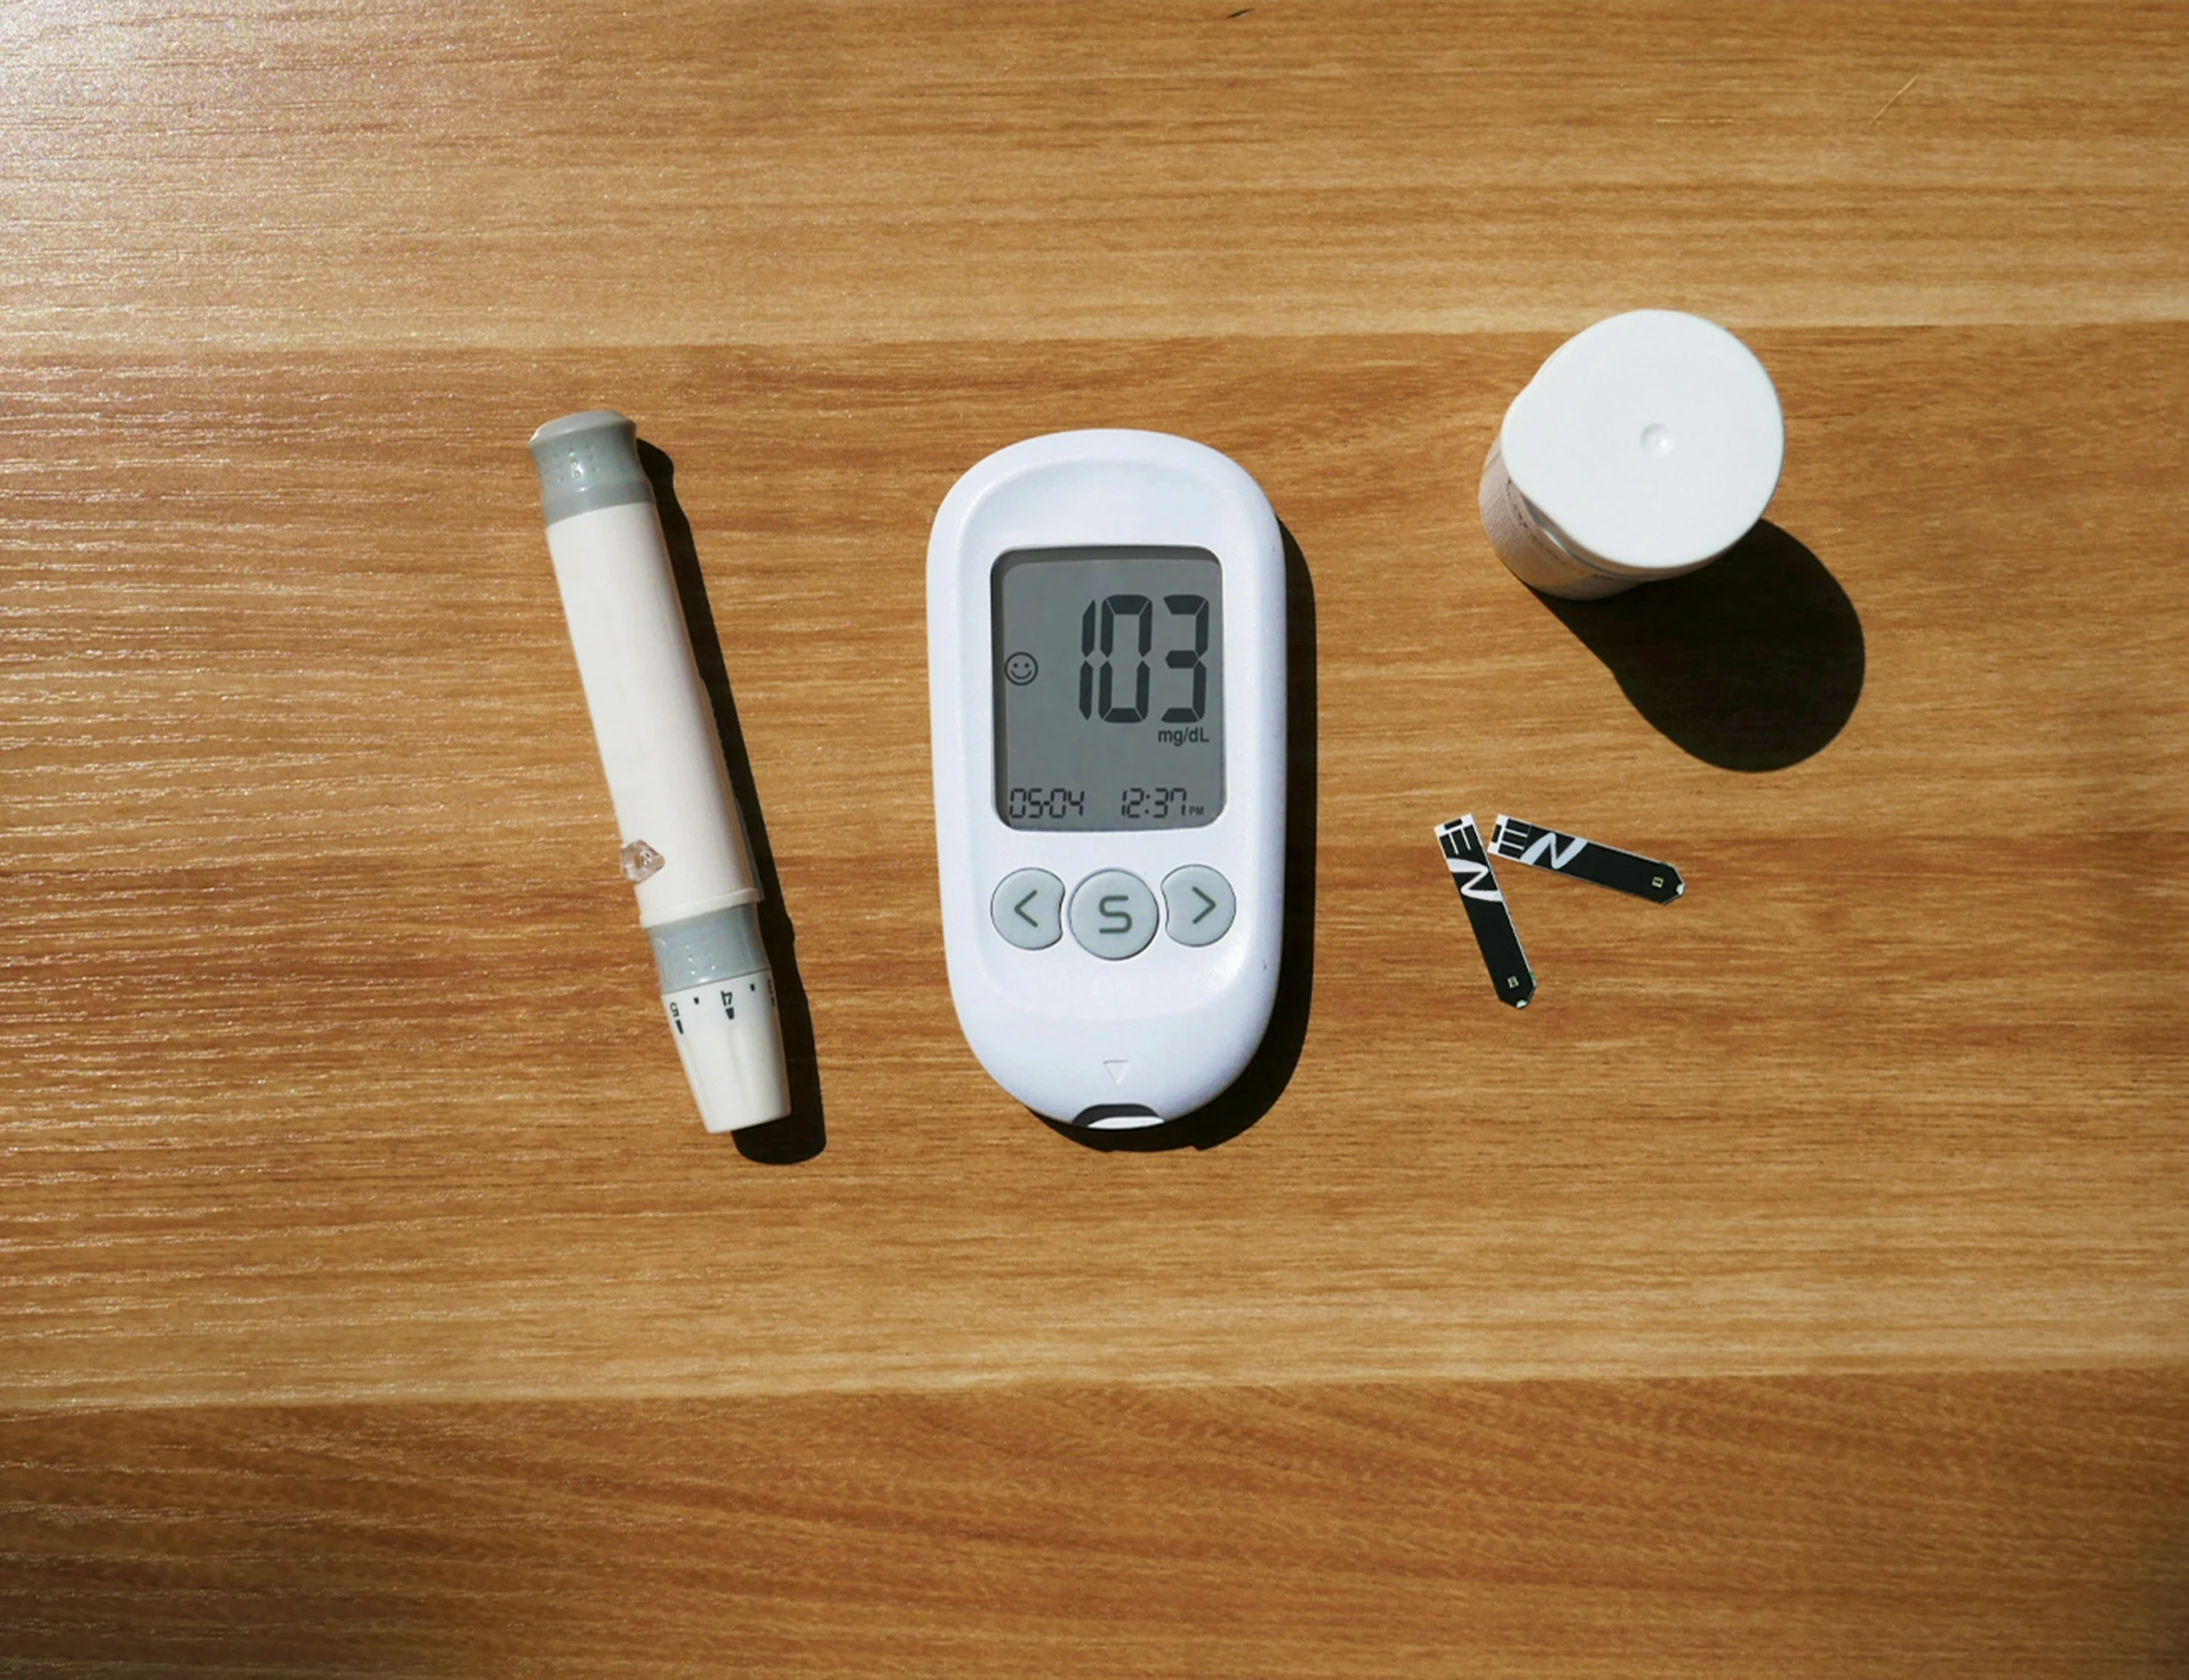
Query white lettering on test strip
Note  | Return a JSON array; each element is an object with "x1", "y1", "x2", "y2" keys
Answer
[
  {"x1": 1521, "y1": 832, "x2": 1588, "y2": 869},
  {"x1": 1436, "y1": 822, "x2": 1506, "y2": 902},
  {"x1": 1449, "y1": 859, "x2": 1503, "y2": 901}
]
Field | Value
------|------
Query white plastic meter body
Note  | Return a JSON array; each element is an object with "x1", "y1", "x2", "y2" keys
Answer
[{"x1": 928, "y1": 431, "x2": 1286, "y2": 1128}]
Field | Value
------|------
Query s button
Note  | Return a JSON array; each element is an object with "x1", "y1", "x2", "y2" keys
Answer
[{"x1": 1069, "y1": 869, "x2": 1157, "y2": 960}]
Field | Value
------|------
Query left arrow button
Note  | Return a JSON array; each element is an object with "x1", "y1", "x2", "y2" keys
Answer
[{"x1": 991, "y1": 868, "x2": 1064, "y2": 950}]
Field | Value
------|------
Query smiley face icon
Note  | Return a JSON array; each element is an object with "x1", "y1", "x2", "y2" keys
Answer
[{"x1": 1004, "y1": 651, "x2": 1039, "y2": 686}]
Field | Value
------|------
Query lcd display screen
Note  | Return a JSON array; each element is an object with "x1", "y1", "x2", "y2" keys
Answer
[{"x1": 992, "y1": 547, "x2": 1224, "y2": 832}]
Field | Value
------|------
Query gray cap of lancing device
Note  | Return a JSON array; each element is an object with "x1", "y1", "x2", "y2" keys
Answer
[{"x1": 528, "y1": 410, "x2": 657, "y2": 526}]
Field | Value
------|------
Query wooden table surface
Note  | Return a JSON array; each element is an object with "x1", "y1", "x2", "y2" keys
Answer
[{"x1": 4, "y1": 4, "x2": 2186, "y2": 1673}]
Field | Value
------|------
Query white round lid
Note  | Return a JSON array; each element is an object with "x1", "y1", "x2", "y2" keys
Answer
[{"x1": 1500, "y1": 311, "x2": 1783, "y2": 574}]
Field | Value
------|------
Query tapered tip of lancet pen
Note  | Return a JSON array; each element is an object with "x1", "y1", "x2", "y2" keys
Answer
[
  {"x1": 652, "y1": 910, "x2": 795, "y2": 1134},
  {"x1": 669, "y1": 970, "x2": 795, "y2": 1134},
  {"x1": 528, "y1": 410, "x2": 655, "y2": 527}
]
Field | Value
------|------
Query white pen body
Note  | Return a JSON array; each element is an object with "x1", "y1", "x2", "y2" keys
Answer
[
  {"x1": 544, "y1": 503, "x2": 762, "y2": 926},
  {"x1": 532, "y1": 413, "x2": 792, "y2": 1134}
]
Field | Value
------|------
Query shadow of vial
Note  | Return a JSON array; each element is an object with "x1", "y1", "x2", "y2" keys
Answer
[
  {"x1": 1534, "y1": 521, "x2": 1864, "y2": 772},
  {"x1": 639, "y1": 442, "x2": 826, "y2": 1164}
]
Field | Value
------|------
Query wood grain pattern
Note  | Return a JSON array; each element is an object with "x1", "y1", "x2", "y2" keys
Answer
[
  {"x1": 1, "y1": 1, "x2": 2185, "y2": 1670},
  {"x1": 4, "y1": 1372, "x2": 2187, "y2": 1676},
  {"x1": 5, "y1": 326, "x2": 2183, "y2": 1408},
  {"x1": 3, "y1": 2, "x2": 2187, "y2": 351}
]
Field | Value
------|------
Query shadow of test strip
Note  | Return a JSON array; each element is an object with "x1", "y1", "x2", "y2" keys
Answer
[
  {"x1": 1434, "y1": 815, "x2": 1535, "y2": 1009},
  {"x1": 1490, "y1": 816, "x2": 1686, "y2": 904}
]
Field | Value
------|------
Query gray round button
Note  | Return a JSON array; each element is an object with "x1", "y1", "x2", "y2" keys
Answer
[
  {"x1": 1069, "y1": 869, "x2": 1158, "y2": 960},
  {"x1": 1161, "y1": 865, "x2": 1236, "y2": 946},
  {"x1": 991, "y1": 868, "x2": 1064, "y2": 949}
]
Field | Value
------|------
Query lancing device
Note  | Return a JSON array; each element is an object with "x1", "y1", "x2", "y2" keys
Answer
[{"x1": 528, "y1": 411, "x2": 792, "y2": 1133}]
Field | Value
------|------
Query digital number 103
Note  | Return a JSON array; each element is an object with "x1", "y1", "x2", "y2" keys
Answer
[{"x1": 1080, "y1": 594, "x2": 1209, "y2": 726}]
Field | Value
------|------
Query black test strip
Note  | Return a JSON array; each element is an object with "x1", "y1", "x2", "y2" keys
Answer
[
  {"x1": 1490, "y1": 815, "x2": 1685, "y2": 903},
  {"x1": 1435, "y1": 815, "x2": 1535, "y2": 1008}
]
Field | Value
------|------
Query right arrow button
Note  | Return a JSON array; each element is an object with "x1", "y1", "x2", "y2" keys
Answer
[{"x1": 1160, "y1": 864, "x2": 1235, "y2": 948}]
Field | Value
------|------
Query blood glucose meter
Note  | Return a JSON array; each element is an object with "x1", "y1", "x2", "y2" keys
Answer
[{"x1": 928, "y1": 431, "x2": 1286, "y2": 1128}]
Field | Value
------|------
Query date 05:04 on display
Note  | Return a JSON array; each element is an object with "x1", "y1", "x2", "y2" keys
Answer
[{"x1": 1006, "y1": 786, "x2": 1199, "y2": 823}]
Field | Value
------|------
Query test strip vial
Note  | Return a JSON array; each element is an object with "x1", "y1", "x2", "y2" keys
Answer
[{"x1": 1479, "y1": 311, "x2": 1784, "y2": 601}]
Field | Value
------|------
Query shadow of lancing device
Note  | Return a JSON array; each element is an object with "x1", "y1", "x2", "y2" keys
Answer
[{"x1": 642, "y1": 443, "x2": 828, "y2": 1165}]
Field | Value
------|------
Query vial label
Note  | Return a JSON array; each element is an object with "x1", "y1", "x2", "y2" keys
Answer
[{"x1": 1477, "y1": 441, "x2": 1634, "y2": 601}]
